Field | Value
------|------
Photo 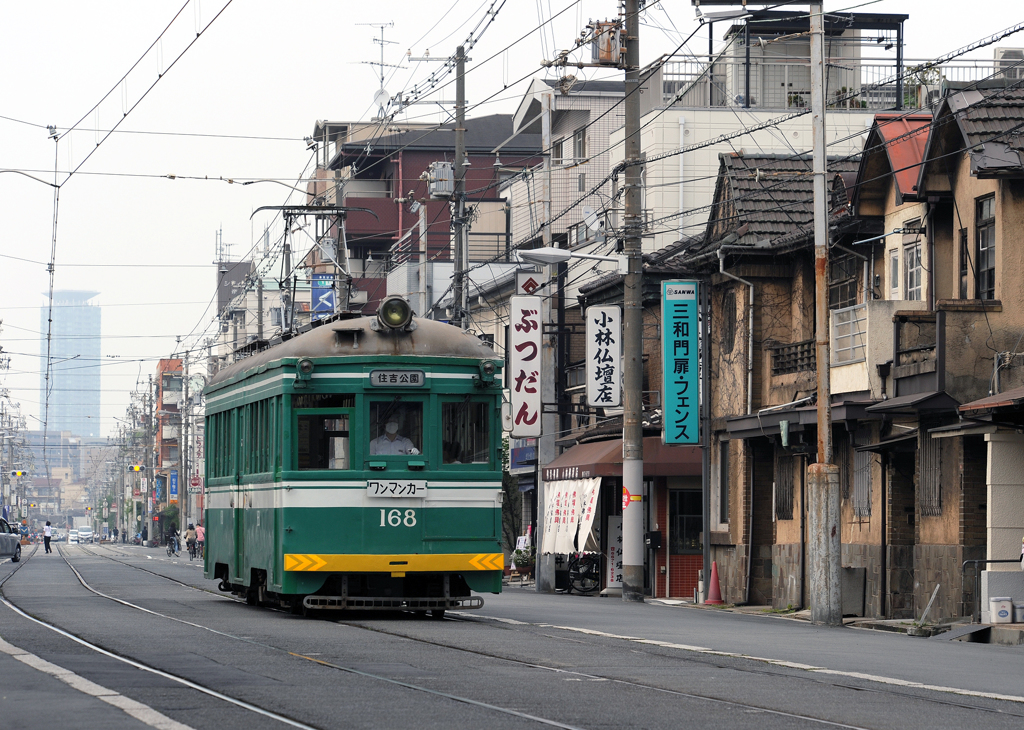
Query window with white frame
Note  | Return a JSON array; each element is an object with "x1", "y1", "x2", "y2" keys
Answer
[
  {"x1": 889, "y1": 249, "x2": 899, "y2": 298},
  {"x1": 976, "y1": 195, "x2": 995, "y2": 300},
  {"x1": 903, "y1": 219, "x2": 922, "y2": 301},
  {"x1": 552, "y1": 138, "x2": 563, "y2": 166},
  {"x1": 573, "y1": 128, "x2": 586, "y2": 161}
]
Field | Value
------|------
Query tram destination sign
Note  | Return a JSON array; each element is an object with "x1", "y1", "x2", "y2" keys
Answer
[
  {"x1": 368, "y1": 369, "x2": 426, "y2": 387},
  {"x1": 367, "y1": 480, "x2": 428, "y2": 497}
]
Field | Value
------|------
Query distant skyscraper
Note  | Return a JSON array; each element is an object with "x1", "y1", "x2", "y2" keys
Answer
[{"x1": 39, "y1": 290, "x2": 101, "y2": 438}]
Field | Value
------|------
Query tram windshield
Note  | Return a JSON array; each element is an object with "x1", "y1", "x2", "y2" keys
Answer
[
  {"x1": 442, "y1": 400, "x2": 489, "y2": 464},
  {"x1": 297, "y1": 414, "x2": 350, "y2": 470},
  {"x1": 368, "y1": 402, "x2": 422, "y2": 456}
]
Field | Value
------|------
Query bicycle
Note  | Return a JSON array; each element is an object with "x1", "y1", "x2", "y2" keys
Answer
[
  {"x1": 187, "y1": 539, "x2": 198, "y2": 561},
  {"x1": 166, "y1": 536, "x2": 180, "y2": 558},
  {"x1": 566, "y1": 552, "x2": 601, "y2": 594}
]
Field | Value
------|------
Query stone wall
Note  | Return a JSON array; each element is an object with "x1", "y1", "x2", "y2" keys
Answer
[
  {"x1": 915, "y1": 544, "x2": 979, "y2": 620},
  {"x1": 772, "y1": 542, "x2": 802, "y2": 609},
  {"x1": 842, "y1": 543, "x2": 883, "y2": 617}
]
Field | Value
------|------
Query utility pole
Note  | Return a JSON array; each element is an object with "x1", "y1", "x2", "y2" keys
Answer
[
  {"x1": 451, "y1": 45, "x2": 468, "y2": 330},
  {"x1": 808, "y1": 1, "x2": 842, "y2": 626},
  {"x1": 621, "y1": 0, "x2": 645, "y2": 603},
  {"x1": 147, "y1": 374, "x2": 154, "y2": 546},
  {"x1": 182, "y1": 353, "x2": 190, "y2": 529}
]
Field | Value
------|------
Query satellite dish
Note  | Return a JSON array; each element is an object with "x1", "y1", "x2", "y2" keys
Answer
[
  {"x1": 373, "y1": 88, "x2": 392, "y2": 109},
  {"x1": 582, "y1": 206, "x2": 601, "y2": 233}
]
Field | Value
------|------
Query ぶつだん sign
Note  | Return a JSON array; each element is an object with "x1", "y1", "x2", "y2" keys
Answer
[{"x1": 509, "y1": 296, "x2": 542, "y2": 437}]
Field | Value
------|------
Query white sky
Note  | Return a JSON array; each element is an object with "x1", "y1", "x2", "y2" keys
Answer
[{"x1": 0, "y1": 0, "x2": 1017, "y2": 437}]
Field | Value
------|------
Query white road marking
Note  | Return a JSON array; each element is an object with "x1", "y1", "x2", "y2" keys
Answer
[
  {"x1": 459, "y1": 613, "x2": 1024, "y2": 705},
  {"x1": 0, "y1": 635, "x2": 193, "y2": 730}
]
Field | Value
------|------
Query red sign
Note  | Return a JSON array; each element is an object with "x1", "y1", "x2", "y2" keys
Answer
[
  {"x1": 190, "y1": 475, "x2": 201, "y2": 488},
  {"x1": 622, "y1": 488, "x2": 631, "y2": 511}
]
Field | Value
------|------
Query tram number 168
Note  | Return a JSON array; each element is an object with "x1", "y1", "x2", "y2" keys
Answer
[{"x1": 380, "y1": 509, "x2": 417, "y2": 527}]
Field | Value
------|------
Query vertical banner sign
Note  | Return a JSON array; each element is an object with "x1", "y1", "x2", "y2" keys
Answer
[
  {"x1": 663, "y1": 281, "x2": 700, "y2": 444},
  {"x1": 169, "y1": 470, "x2": 178, "y2": 504},
  {"x1": 586, "y1": 305, "x2": 621, "y2": 407},
  {"x1": 606, "y1": 515, "x2": 623, "y2": 588},
  {"x1": 509, "y1": 296, "x2": 542, "y2": 437},
  {"x1": 311, "y1": 273, "x2": 336, "y2": 321}
]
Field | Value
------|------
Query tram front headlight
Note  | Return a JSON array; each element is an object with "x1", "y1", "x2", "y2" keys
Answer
[
  {"x1": 377, "y1": 296, "x2": 413, "y2": 330},
  {"x1": 295, "y1": 358, "x2": 315, "y2": 387},
  {"x1": 478, "y1": 360, "x2": 497, "y2": 383}
]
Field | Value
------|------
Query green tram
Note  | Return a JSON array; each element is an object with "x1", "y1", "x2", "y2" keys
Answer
[{"x1": 204, "y1": 297, "x2": 505, "y2": 616}]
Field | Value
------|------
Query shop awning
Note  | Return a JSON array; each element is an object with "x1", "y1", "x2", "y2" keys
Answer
[
  {"x1": 541, "y1": 437, "x2": 701, "y2": 482},
  {"x1": 959, "y1": 385, "x2": 1024, "y2": 414},
  {"x1": 854, "y1": 429, "x2": 918, "y2": 453},
  {"x1": 864, "y1": 390, "x2": 959, "y2": 415}
]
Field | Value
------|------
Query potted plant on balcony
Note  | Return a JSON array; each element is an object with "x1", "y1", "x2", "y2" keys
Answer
[{"x1": 512, "y1": 546, "x2": 536, "y2": 576}]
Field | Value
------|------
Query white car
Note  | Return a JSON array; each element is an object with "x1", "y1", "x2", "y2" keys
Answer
[
  {"x1": 77, "y1": 527, "x2": 94, "y2": 544},
  {"x1": 68, "y1": 529, "x2": 79, "y2": 544}
]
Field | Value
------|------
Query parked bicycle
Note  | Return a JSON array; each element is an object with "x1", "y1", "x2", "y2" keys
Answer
[{"x1": 566, "y1": 552, "x2": 601, "y2": 594}]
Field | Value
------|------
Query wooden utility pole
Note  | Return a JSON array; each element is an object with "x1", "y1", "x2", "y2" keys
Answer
[
  {"x1": 808, "y1": 1, "x2": 842, "y2": 626},
  {"x1": 621, "y1": 0, "x2": 645, "y2": 603}
]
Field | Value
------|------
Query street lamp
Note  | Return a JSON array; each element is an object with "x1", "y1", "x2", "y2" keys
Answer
[{"x1": 518, "y1": 247, "x2": 627, "y2": 274}]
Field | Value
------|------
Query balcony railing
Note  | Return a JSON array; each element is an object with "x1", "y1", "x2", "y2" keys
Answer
[
  {"x1": 771, "y1": 339, "x2": 815, "y2": 376},
  {"x1": 658, "y1": 57, "x2": 1006, "y2": 110},
  {"x1": 832, "y1": 304, "x2": 867, "y2": 365}
]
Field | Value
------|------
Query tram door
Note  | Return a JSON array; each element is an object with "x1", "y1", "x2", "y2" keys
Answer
[{"x1": 233, "y1": 408, "x2": 246, "y2": 583}]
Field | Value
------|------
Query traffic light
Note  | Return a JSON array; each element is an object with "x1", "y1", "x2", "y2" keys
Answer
[
  {"x1": 86, "y1": 506, "x2": 93, "y2": 511},
  {"x1": 128, "y1": 465, "x2": 144, "y2": 472},
  {"x1": 10, "y1": 470, "x2": 26, "y2": 477}
]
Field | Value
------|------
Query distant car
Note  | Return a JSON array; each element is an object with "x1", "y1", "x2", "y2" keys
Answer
[
  {"x1": 77, "y1": 527, "x2": 94, "y2": 544},
  {"x1": 0, "y1": 518, "x2": 22, "y2": 562},
  {"x1": 69, "y1": 529, "x2": 79, "y2": 544}
]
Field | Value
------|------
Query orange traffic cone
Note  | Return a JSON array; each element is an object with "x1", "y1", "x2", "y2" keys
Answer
[{"x1": 705, "y1": 560, "x2": 725, "y2": 604}]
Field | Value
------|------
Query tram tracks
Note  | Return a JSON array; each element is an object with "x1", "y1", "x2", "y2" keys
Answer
[{"x1": 17, "y1": 544, "x2": 1024, "y2": 730}]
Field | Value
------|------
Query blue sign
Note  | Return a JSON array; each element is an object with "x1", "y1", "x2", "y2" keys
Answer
[
  {"x1": 509, "y1": 438, "x2": 537, "y2": 475},
  {"x1": 169, "y1": 470, "x2": 178, "y2": 503},
  {"x1": 662, "y1": 281, "x2": 700, "y2": 444},
  {"x1": 312, "y1": 273, "x2": 336, "y2": 320}
]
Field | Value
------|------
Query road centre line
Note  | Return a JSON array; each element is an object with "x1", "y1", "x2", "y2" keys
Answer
[
  {"x1": 0, "y1": 635, "x2": 192, "y2": 730},
  {"x1": 460, "y1": 614, "x2": 1024, "y2": 705}
]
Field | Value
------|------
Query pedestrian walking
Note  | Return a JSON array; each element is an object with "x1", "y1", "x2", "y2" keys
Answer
[{"x1": 43, "y1": 521, "x2": 52, "y2": 553}]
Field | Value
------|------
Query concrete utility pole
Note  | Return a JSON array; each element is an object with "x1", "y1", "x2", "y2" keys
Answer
[
  {"x1": 147, "y1": 374, "x2": 154, "y2": 546},
  {"x1": 621, "y1": 0, "x2": 645, "y2": 603},
  {"x1": 534, "y1": 87, "x2": 556, "y2": 595},
  {"x1": 452, "y1": 45, "x2": 468, "y2": 330},
  {"x1": 808, "y1": 1, "x2": 842, "y2": 626}
]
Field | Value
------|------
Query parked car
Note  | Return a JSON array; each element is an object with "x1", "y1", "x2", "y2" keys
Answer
[
  {"x1": 77, "y1": 527, "x2": 94, "y2": 544},
  {"x1": 0, "y1": 518, "x2": 22, "y2": 562},
  {"x1": 68, "y1": 529, "x2": 79, "y2": 544}
]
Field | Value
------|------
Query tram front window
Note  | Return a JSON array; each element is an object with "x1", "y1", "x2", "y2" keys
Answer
[
  {"x1": 297, "y1": 415, "x2": 350, "y2": 469},
  {"x1": 442, "y1": 400, "x2": 489, "y2": 464},
  {"x1": 369, "y1": 402, "x2": 422, "y2": 455}
]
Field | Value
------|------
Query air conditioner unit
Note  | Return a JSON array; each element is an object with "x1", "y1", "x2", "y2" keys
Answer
[
  {"x1": 427, "y1": 161, "x2": 454, "y2": 199},
  {"x1": 995, "y1": 48, "x2": 1024, "y2": 80}
]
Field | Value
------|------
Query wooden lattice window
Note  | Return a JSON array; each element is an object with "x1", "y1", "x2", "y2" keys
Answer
[
  {"x1": 920, "y1": 433, "x2": 942, "y2": 516},
  {"x1": 853, "y1": 449, "x2": 872, "y2": 517}
]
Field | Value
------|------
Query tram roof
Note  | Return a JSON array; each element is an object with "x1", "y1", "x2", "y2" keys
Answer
[{"x1": 207, "y1": 316, "x2": 497, "y2": 390}]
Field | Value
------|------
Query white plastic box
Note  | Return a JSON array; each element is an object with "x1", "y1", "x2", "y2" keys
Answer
[
  {"x1": 990, "y1": 597, "x2": 1013, "y2": 624},
  {"x1": 1014, "y1": 602, "x2": 1024, "y2": 623}
]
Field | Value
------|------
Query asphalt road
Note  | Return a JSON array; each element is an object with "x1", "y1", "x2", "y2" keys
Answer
[{"x1": 1, "y1": 544, "x2": 1022, "y2": 730}]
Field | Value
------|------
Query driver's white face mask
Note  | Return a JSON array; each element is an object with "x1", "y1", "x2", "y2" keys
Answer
[{"x1": 385, "y1": 422, "x2": 399, "y2": 435}]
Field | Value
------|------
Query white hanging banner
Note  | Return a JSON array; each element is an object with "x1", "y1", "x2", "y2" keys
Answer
[
  {"x1": 575, "y1": 477, "x2": 602, "y2": 549},
  {"x1": 541, "y1": 477, "x2": 602, "y2": 555},
  {"x1": 509, "y1": 296, "x2": 543, "y2": 437},
  {"x1": 586, "y1": 306, "x2": 621, "y2": 407}
]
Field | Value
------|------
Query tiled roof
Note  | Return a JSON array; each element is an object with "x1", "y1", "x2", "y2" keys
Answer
[
  {"x1": 710, "y1": 153, "x2": 859, "y2": 242},
  {"x1": 854, "y1": 113, "x2": 931, "y2": 206},
  {"x1": 940, "y1": 87, "x2": 1024, "y2": 178}
]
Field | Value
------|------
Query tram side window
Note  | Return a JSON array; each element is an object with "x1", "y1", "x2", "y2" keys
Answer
[
  {"x1": 297, "y1": 414, "x2": 350, "y2": 470},
  {"x1": 368, "y1": 402, "x2": 422, "y2": 456},
  {"x1": 442, "y1": 401, "x2": 489, "y2": 464}
]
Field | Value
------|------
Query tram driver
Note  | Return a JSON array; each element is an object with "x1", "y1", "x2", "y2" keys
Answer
[{"x1": 370, "y1": 415, "x2": 420, "y2": 455}]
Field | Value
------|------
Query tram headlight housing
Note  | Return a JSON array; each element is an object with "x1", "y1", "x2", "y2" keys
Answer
[
  {"x1": 295, "y1": 358, "x2": 315, "y2": 387},
  {"x1": 478, "y1": 359, "x2": 498, "y2": 384},
  {"x1": 377, "y1": 296, "x2": 414, "y2": 330}
]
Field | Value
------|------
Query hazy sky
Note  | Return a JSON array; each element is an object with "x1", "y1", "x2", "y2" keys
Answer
[{"x1": 0, "y1": 0, "x2": 1017, "y2": 437}]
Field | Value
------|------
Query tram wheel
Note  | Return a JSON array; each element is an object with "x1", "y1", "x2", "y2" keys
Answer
[{"x1": 430, "y1": 609, "x2": 446, "y2": 620}]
